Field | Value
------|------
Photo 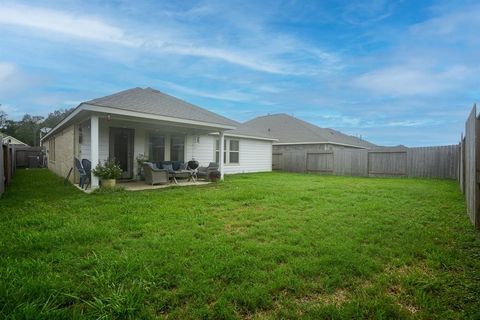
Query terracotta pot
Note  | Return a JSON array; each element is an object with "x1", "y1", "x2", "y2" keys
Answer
[{"x1": 102, "y1": 179, "x2": 116, "y2": 188}]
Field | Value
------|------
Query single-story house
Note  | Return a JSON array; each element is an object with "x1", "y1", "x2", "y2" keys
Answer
[
  {"x1": 1, "y1": 135, "x2": 29, "y2": 146},
  {"x1": 236, "y1": 114, "x2": 376, "y2": 170},
  {"x1": 40, "y1": 87, "x2": 276, "y2": 188}
]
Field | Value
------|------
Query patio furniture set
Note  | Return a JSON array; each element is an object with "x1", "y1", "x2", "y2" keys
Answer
[
  {"x1": 143, "y1": 161, "x2": 219, "y2": 186},
  {"x1": 73, "y1": 157, "x2": 220, "y2": 189}
]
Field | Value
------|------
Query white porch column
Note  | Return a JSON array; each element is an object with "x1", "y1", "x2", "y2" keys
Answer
[
  {"x1": 219, "y1": 131, "x2": 225, "y2": 180},
  {"x1": 91, "y1": 115, "x2": 100, "y2": 188}
]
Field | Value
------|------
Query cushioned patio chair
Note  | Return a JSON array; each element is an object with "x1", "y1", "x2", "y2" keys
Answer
[
  {"x1": 197, "y1": 162, "x2": 219, "y2": 180},
  {"x1": 143, "y1": 162, "x2": 169, "y2": 185}
]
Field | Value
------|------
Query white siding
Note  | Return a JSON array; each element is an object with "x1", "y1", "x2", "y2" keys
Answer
[
  {"x1": 223, "y1": 137, "x2": 272, "y2": 174},
  {"x1": 185, "y1": 134, "x2": 216, "y2": 167},
  {"x1": 77, "y1": 120, "x2": 272, "y2": 175},
  {"x1": 186, "y1": 134, "x2": 272, "y2": 174}
]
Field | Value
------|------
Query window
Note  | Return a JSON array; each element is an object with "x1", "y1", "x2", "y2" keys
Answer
[
  {"x1": 215, "y1": 139, "x2": 226, "y2": 164},
  {"x1": 215, "y1": 139, "x2": 239, "y2": 164},
  {"x1": 48, "y1": 138, "x2": 55, "y2": 162},
  {"x1": 149, "y1": 134, "x2": 165, "y2": 162},
  {"x1": 170, "y1": 135, "x2": 185, "y2": 161},
  {"x1": 229, "y1": 140, "x2": 239, "y2": 164}
]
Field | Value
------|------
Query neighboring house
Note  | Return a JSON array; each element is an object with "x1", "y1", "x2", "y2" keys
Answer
[
  {"x1": 40, "y1": 87, "x2": 276, "y2": 188},
  {"x1": 235, "y1": 114, "x2": 376, "y2": 170},
  {"x1": 1, "y1": 135, "x2": 29, "y2": 146}
]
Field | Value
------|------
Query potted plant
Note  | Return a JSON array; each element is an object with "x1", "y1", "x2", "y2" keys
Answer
[
  {"x1": 136, "y1": 154, "x2": 147, "y2": 180},
  {"x1": 92, "y1": 159, "x2": 123, "y2": 187}
]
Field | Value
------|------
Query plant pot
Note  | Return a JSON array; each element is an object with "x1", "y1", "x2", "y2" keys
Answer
[{"x1": 101, "y1": 179, "x2": 116, "y2": 188}]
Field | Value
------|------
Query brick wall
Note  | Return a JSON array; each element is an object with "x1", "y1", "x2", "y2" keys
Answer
[{"x1": 46, "y1": 125, "x2": 75, "y2": 182}]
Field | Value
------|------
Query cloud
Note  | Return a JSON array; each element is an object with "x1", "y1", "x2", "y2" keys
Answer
[
  {"x1": 410, "y1": 4, "x2": 480, "y2": 39},
  {"x1": 341, "y1": 0, "x2": 400, "y2": 26},
  {"x1": 352, "y1": 65, "x2": 473, "y2": 96},
  {"x1": 0, "y1": 3, "x2": 139, "y2": 46},
  {"x1": 158, "y1": 81, "x2": 256, "y2": 102},
  {"x1": 0, "y1": 103, "x2": 23, "y2": 119},
  {"x1": 0, "y1": 62, "x2": 40, "y2": 96},
  {"x1": 0, "y1": 62, "x2": 16, "y2": 82},
  {"x1": 0, "y1": 3, "x2": 340, "y2": 75}
]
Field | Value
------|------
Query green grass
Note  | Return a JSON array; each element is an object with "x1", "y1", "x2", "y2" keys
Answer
[{"x1": 1, "y1": 169, "x2": 479, "y2": 319}]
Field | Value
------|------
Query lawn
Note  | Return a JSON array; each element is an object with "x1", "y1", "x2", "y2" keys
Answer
[{"x1": 1, "y1": 169, "x2": 479, "y2": 319}]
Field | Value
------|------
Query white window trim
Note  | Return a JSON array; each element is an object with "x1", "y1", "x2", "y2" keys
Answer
[
  {"x1": 215, "y1": 138, "x2": 240, "y2": 166},
  {"x1": 148, "y1": 132, "x2": 166, "y2": 162}
]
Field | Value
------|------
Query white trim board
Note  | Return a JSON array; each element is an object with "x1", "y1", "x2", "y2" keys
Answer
[
  {"x1": 41, "y1": 103, "x2": 237, "y2": 142},
  {"x1": 209, "y1": 132, "x2": 277, "y2": 142}
]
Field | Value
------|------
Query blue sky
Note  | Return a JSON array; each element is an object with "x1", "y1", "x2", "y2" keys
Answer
[{"x1": 0, "y1": 0, "x2": 478, "y2": 146}]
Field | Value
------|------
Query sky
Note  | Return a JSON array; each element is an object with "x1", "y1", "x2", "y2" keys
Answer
[{"x1": 0, "y1": 0, "x2": 478, "y2": 146}]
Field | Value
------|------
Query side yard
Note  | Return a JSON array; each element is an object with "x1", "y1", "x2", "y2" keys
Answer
[{"x1": 0, "y1": 169, "x2": 479, "y2": 319}]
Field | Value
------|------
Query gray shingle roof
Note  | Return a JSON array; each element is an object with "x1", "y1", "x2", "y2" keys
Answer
[
  {"x1": 86, "y1": 87, "x2": 238, "y2": 127},
  {"x1": 225, "y1": 125, "x2": 277, "y2": 140},
  {"x1": 239, "y1": 113, "x2": 376, "y2": 148}
]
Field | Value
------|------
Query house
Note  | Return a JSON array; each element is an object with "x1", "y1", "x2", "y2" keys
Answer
[
  {"x1": 40, "y1": 87, "x2": 276, "y2": 188},
  {"x1": 1, "y1": 134, "x2": 29, "y2": 146},
  {"x1": 236, "y1": 114, "x2": 376, "y2": 170}
]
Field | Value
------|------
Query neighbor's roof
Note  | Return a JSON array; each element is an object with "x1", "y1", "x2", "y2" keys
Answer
[
  {"x1": 86, "y1": 87, "x2": 238, "y2": 127},
  {"x1": 239, "y1": 113, "x2": 376, "y2": 148},
  {"x1": 224, "y1": 123, "x2": 278, "y2": 141},
  {"x1": 2, "y1": 135, "x2": 29, "y2": 146}
]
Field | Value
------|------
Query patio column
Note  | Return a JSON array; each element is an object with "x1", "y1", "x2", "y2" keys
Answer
[
  {"x1": 219, "y1": 131, "x2": 225, "y2": 180},
  {"x1": 91, "y1": 115, "x2": 99, "y2": 188}
]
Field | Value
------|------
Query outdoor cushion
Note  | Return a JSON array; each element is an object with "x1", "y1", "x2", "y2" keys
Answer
[
  {"x1": 171, "y1": 161, "x2": 182, "y2": 171},
  {"x1": 151, "y1": 161, "x2": 185, "y2": 171},
  {"x1": 163, "y1": 164, "x2": 173, "y2": 172},
  {"x1": 179, "y1": 163, "x2": 187, "y2": 170}
]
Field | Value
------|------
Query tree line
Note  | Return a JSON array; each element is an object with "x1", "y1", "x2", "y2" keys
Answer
[{"x1": 0, "y1": 108, "x2": 73, "y2": 146}]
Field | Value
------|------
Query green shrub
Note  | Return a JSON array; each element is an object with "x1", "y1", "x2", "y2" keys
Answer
[{"x1": 92, "y1": 159, "x2": 123, "y2": 179}]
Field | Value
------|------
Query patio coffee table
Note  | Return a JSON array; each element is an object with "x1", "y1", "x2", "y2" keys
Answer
[{"x1": 170, "y1": 170, "x2": 196, "y2": 184}]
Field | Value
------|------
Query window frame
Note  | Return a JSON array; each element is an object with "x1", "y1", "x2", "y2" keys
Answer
[
  {"x1": 229, "y1": 139, "x2": 239, "y2": 164},
  {"x1": 148, "y1": 133, "x2": 165, "y2": 162},
  {"x1": 215, "y1": 138, "x2": 240, "y2": 165},
  {"x1": 170, "y1": 135, "x2": 185, "y2": 162}
]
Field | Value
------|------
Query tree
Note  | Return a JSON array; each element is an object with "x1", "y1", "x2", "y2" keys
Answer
[
  {"x1": 42, "y1": 108, "x2": 74, "y2": 129},
  {"x1": 0, "y1": 110, "x2": 7, "y2": 130},
  {"x1": 1, "y1": 107, "x2": 73, "y2": 146},
  {"x1": 13, "y1": 114, "x2": 44, "y2": 146}
]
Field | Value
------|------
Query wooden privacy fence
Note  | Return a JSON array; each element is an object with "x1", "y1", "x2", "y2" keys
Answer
[
  {"x1": 14, "y1": 146, "x2": 44, "y2": 168},
  {"x1": 275, "y1": 145, "x2": 459, "y2": 179},
  {"x1": 1, "y1": 143, "x2": 16, "y2": 197},
  {"x1": 459, "y1": 104, "x2": 480, "y2": 229},
  {"x1": 0, "y1": 144, "x2": 44, "y2": 197}
]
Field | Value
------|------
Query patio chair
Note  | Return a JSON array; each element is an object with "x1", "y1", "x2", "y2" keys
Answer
[
  {"x1": 74, "y1": 157, "x2": 88, "y2": 189},
  {"x1": 197, "y1": 162, "x2": 219, "y2": 180},
  {"x1": 81, "y1": 159, "x2": 92, "y2": 190},
  {"x1": 143, "y1": 162, "x2": 169, "y2": 185}
]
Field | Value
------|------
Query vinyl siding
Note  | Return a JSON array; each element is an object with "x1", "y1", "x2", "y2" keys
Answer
[
  {"x1": 223, "y1": 137, "x2": 272, "y2": 174},
  {"x1": 75, "y1": 119, "x2": 272, "y2": 176}
]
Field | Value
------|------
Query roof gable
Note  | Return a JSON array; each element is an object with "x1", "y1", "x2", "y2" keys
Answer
[
  {"x1": 241, "y1": 113, "x2": 376, "y2": 148},
  {"x1": 86, "y1": 87, "x2": 238, "y2": 127}
]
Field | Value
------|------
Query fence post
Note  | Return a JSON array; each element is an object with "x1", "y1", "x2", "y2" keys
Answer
[{"x1": 0, "y1": 144, "x2": 4, "y2": 196}]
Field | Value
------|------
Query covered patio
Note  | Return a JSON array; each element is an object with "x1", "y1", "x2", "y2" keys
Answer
[
  {"x1": 41, "y1": 88, "x2": 274, "y2": 190},
  {"x1": 76, "y1": 112, "x2": 229, "y2": 189},
  {"x1": 42, "y1": 88, "x2": 236, "y2": 189}
]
